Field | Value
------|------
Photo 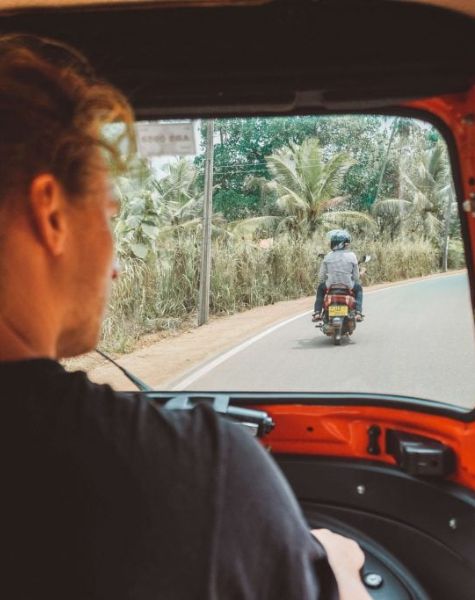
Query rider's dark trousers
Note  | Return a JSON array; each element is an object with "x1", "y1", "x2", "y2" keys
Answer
[{"x1": 314, "y1": 283, "x2": 363, "y2": 313}]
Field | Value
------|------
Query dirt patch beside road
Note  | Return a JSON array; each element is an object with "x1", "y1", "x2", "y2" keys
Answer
[
  {"x1": 71, "y1": 270, "x2": 465, "y2": 391},
  {"x1": 81, "y1": 295, "x2": 315, "y2": 391}
]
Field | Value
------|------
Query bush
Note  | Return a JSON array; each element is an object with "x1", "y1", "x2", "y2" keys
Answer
[
  {"x1": 447, "y1": 239, "x2": 466, "y2": 270},
  {"x1": 101, "y1": 236, "x2": 445, "y2": 352},
  {"x1": 353, "y1": 239, "x2": 438, "y2": 284}
]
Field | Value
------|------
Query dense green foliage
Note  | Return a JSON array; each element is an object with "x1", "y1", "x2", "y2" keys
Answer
[{"x1": 194, "y1": 116, "x2": 432, "y2": 217}]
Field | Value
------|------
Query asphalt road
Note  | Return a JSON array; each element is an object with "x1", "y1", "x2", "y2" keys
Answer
[{"x1": 176, "y1": 273, "x2": 475, "y2": 409}]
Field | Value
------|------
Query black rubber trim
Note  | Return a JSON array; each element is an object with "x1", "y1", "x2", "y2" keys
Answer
[
  {"x1": 276, "y1": 455, "x2": 475, "y2": 561},
  {"x1": 278, "y1": 455, "x2": 475, "y2": 599},
  {"x1": 302, "y1": 503, "x2": 475, "y2": 600},
  {"x1": 303, "y1": 508, "x2": 430, "y2": 600}
]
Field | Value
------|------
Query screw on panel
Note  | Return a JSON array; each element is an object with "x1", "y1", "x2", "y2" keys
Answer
[
  {"x1": 449, "y1": 518, "x2": 457, "y2": 530},
  {"x1": 363, "y1": 573, "x2": 384, "y2": 589},
  {"x1": 356, "y1": 485, "x2": 366, "y2": 495}
]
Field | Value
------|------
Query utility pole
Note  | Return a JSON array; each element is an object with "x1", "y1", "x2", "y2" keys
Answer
[
  {"x1": 374, "y1": 117, "x2": 399, "y2": 203},
  {"x1": 441, "y1": 181, "x2": 455, "y2": 272},
  {"x1": 198, "y1": 119, "x2": 214, "y2": 326}
]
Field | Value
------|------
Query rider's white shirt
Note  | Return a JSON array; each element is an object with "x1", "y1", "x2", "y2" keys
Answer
[{"x1": 318, "y1": 249, "x2": 360, "y2": 288}]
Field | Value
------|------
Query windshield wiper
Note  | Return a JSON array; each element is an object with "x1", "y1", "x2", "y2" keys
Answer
[
  {"x1": 94, "y1": 349, "x2": 274, "y2": 437},
  {"x1": 95, "y1": 348, "x2": 152, "y2": 392}
]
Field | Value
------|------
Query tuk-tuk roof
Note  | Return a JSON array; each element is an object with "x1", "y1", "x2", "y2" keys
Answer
[{"x1": 0, "y1": 0, "x2": 474, "y2": 19}]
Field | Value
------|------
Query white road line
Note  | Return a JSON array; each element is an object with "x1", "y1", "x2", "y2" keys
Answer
[
  {"x1": 366, "y1": 271, "x2": 462, "y2": 295},
  {"x1": 171, "y1": 311, "x2": 308, "y2": 390},
  {"x1": 172, "y1": 272, "x2": 463, "y2": 389}
]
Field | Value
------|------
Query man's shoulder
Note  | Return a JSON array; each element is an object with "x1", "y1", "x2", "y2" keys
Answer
[
  {"x1": 1, "y1": 359, "x2": 232, "y2": 468},
  {"x1": 66, "y1": 369, "x2": 232, "y2": 457},
  {"x1": 344, "y1": 250, "x2": 358, "y2": 262},
  {"x1": 0, "y1": 361, "x2": 238, "y2": 596}
]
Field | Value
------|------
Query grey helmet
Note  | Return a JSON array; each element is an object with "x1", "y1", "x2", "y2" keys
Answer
[{"x1": 329, "y1": 229, "x2": 351, "y2": 250}]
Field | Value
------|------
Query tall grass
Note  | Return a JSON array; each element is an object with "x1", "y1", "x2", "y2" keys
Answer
[
  {"x1": 102, "y1": 236, "x2": 450, "y2": 352},
  {"x1": 353, "y1": 239, "x2": 439, "y2": 283}
]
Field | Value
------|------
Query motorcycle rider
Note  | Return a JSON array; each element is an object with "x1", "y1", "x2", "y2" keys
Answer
[{"x1": 312, "y1": 229, "x2": 363, "y2": 324}]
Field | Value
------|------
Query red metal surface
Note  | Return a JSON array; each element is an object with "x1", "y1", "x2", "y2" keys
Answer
[{"x1": 255, "y1": 404, "x2": 475, "y2": 490}]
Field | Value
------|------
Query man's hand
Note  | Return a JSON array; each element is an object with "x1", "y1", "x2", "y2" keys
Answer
[{"x1": 311, "y1": 529, "x2": 371, "y2": 600}]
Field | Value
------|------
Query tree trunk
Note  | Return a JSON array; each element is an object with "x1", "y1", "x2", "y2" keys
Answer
[{"x1": 374, "y1": 117, "x2": 399, "y2": 203}]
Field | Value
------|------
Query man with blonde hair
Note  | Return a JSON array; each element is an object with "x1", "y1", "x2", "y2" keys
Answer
[{"x1": 0, "y1": 35, "x2": 369, "y2": 599}]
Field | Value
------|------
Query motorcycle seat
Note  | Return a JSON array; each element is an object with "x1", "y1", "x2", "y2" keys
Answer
[{"x1": 326, "y1": 285, "x2": 354, "y2": 296}]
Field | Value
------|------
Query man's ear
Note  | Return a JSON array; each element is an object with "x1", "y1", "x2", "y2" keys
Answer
[{"x1": 28, "y1": 174, "x2": 69, "y2": 256}]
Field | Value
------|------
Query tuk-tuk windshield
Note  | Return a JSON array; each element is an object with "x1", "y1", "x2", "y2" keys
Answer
[{"x1": 76, "y1": 114, "x2": 475, "y2": 409}]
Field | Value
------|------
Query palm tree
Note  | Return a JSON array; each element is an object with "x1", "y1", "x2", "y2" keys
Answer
[
  {"x1": 115, "y1": 157, "x2": 229, "y2": 259},
  {"x1": 114, "y1": 157, "x2": 167, "y2": 260},
  {"x1": 402, "y1": 140, "x2": 452, "y2": 241},
  {"x1": 371, "y1": 197, "x2": 411, "y2": 240},
  {"x1": 154, "y1": 159, "x2": 203, "y2": 225},
  {"x1": 405, "y1": 141, "x2": 455, "y2": 269},
  {"x1": 237, "y1": 137, "x2": 372, "y2": 238},
  {"x1": 267, "y1": 138, "x2": 357, "y2": 235},
  {"x1": 372, "y1": 140, "x2": 455, "y2": 263}
]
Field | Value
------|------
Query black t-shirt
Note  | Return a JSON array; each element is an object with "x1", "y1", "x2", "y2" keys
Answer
[{"x1": 0, "y1": 359, "x2": 337, "y2": 599}]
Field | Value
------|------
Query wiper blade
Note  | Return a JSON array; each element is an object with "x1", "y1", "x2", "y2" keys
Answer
[
  {"x1": 95, "y1": 348, "x2": 152, "y2": 392},
  {"x1": 95, "y1": 351, "x2": 274, "y2": 436}
]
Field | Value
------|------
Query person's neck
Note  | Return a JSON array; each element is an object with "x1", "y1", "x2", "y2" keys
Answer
[
  {"x1": 0, "y1": 313, "x2": 56, "y2": 361},
  {"x1": 0, "y1": 233, "x2": 62, "y2": 361}
]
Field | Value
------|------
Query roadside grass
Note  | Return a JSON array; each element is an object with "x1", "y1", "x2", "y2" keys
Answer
[
  {"x1": 100, "y1": 236, "x2": 451, "y2": 353},
  {"x1": 357, "y1": 240, "x2": 439, "y2": 284}
]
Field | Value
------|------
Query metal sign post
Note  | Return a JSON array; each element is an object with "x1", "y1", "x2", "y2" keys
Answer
[{"x1": 198, "y1": 119, "x2": 214, "y2": 326}]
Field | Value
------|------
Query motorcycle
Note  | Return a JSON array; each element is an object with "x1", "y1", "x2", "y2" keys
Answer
[{"x1": 316, "y1": 255, "x2": 371, "y2": 345}]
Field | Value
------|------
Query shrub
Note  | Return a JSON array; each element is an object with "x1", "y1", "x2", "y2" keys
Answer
[
  {"x1": 447, "y1": 239, "x2": 466, "y2": 270},
  {"x1": 101, "y1": 236, "x2": 446, "y2": 351}
]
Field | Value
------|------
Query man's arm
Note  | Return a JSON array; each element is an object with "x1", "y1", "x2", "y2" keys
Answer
[
  {"x1": 312, "y1": 529, "x2": 371, "y2": 600},
  {"x1": 351, "y1": 255, "x2": 361, "y2": 285},
  {"x1": 213, "y1": 418, "x2": 339, "y2": 599},
  {"x1": 318, "y1": 258, "x2": 328, "y2": 284}
]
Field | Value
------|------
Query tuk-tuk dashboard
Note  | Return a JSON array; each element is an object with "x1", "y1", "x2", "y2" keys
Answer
[{"x1": 145, "y1": 390, "x2": 475, "y2": 599}]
